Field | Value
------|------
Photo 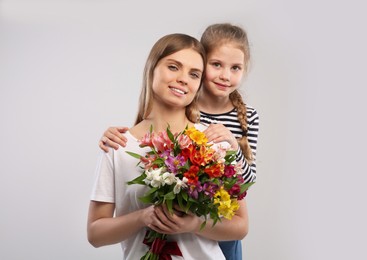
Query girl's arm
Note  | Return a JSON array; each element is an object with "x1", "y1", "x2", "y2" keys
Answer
[
  {"x1": 203, "y1": 123, "x2": 239, "y2": 150},
  {"x1": 203, "y1": 123, "x2": 257, "y2": 183},
  {"x1": 238, "y1": 108, "x2": 259, "y2": 183},
  {"x1": 99, "y1": 126, "x2": 129, "y2": 152}
]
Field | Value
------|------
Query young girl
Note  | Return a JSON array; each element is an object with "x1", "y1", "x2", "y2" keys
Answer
[
  {"x1": 99, "y1": 23, "x2": 259, "y2": 260},
  {"x1": 88, "y1": 33, "x2": 249, "y2": 260}
]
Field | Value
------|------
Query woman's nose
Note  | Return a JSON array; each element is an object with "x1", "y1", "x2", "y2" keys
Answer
[{"x1": 176, "y1": 73, "x2": 188, "y2": 85}]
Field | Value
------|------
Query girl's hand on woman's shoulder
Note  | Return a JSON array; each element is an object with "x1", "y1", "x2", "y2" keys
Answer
[
  {"x1": 99, "y1": 126, "x2": 129, "y2": 152},
  {"x1": 203, "y1": 123, "x2": 238, "y2": 150}
]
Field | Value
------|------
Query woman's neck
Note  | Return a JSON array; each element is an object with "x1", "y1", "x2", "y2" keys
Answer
[
  {"x1": 144, "y1": 114, "x2": 191, "y2": 133},
  {"x1": 131, "y1": 108, "x2": 193, "y2": 139}
]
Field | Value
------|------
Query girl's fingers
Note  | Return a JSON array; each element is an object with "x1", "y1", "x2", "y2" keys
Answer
[
  {"x1": 99, "y1": 140, "x2": 109, "y2": 153},
  {"x1": 117, "y1": 127, "x2": 129, "y2": 133},
  {"x1": 101, "y1": 126, "x2": 129, "y2": 149}
]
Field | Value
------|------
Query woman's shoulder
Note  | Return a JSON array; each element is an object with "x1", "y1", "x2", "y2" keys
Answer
[{"x1": 128, "y1": 121, "x2": 151, "y2": 140}]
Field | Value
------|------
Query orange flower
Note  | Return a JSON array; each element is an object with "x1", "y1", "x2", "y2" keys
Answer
[
  {"x1": 184, "y1": 165, "x2": 200, "y2": 184},
  {"x1": 185, "y1": 127, "x2": 208, "y2": 145},
  {"x1": 190, "y1": 147, "x2": 206, "y2": 166},
  {"x1": 204, "y1": 163, "x2": 224, "y2": 178},
  {"x1": 181, "y1": 144, "x2": 194, "y2": 161}
]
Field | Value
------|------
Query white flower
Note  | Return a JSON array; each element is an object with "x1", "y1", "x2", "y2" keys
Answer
[
  {"x1": 173, "y1": 177, "x2": 188, "y2": 194},
  {"x1": 144, "y1": 167, "x2": 164, "y2": 187},
  {"x1": 212, "y1": 144, "x2": 228, "y2": 163},
  {"x1": 162, "y1": 172, "x2": 176, "y2": 185},
  {"x1": 234, "y1": 162, "x2": 242, "y2": 176}
]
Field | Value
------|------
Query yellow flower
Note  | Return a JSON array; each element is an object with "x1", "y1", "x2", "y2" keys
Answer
[
  {"x1": 214, "y1": 187, "x2": 240, "y2": 220},
  {"x1": 185, "y1": 127, "x2": 208, "y2": 145}
]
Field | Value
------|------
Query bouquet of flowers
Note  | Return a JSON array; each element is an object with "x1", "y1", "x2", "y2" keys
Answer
[{"x1": 127, "y1": 126, "x2": 253, "y2": 260}]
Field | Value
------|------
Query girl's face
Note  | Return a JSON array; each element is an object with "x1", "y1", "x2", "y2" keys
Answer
[
  {"x1": 152, "y1": 48, "x2": 204, "y2": 109},
  {"x1": 204, "y1": 44, "x2": 245, "y2": 98}
]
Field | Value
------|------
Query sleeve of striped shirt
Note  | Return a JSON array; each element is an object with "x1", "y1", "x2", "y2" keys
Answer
[{"x1": 236, "y1": 108, "x2": 259, "y2": 183}]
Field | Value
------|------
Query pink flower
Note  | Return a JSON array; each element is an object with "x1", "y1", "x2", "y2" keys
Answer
[
  {"x1": 140, "y1": 154, "x2": 157, "y2": 170},
  {"x1": 228, "y1": 183, "x2": 241, "y2": 196},
  {"x1": 140, "y1": 132, "x2": 154, "y2": 148},
  {"x1": 224, "y1": 165, "x2": 236, "y2": 178},
  {"x1": 177, "y1": 134, "x2": 192, "y2": 149},
  {"x1": 152, "y1": 131, "x2": 173, "y2": 153}
]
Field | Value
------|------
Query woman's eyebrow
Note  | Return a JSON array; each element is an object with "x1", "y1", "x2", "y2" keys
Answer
[{"x1": 166, "y1": 59, "x2": 203, "y2": 73}]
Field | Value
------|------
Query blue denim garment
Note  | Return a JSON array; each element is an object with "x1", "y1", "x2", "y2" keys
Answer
[{"x1": 219, "y1": 240, "x2": 242, "y2": 260}]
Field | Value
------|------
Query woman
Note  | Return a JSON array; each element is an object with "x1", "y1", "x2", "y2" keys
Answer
[{"x1": 87, "y1": 33, "x2": 248, "y2": 259}]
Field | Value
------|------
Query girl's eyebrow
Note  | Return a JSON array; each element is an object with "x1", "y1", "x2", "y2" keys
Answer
[
  {"x1": 208, "y1": 58, "x2": 244, "y2": 66},
  {"x1": 166, "y1": 59, "x2": 203, "y2": 73}
]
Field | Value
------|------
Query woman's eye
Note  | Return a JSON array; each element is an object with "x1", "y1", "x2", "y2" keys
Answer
[
  {"x1": 190, "y1": 72, "x2": 201, "y2": 79},
  {"x1": 168, "y1": 65, "x2": 178, "y2": 71}
]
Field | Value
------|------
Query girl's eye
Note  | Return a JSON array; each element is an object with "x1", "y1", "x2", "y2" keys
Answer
[
  {"x1": 232, "y1": 66, "x2": 242, "y2": 71},
  {"x1": 211, "y1": 62, "x2": 221, "y2": 68}
]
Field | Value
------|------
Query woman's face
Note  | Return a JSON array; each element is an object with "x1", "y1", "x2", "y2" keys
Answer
[
  {"x1": 203, "y1": 44, "x2": 245, "y2": 98},
  {"x1": 152, "y1": 48, "x2": 204, "y2": 108}
]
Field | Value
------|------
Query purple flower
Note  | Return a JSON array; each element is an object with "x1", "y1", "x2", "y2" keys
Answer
[
  {"x1": 187, "y1": 182, "x2": 202, "y2": 200},
  {"x1": 202, "y1": 182, "x2": 219, "y2": 198},
  {"x1": 165, "y1": 154, "x2": 186, "y2": 174},
  {"x1": 160, "y1": 149, "x2": 172, "y2": 159}
]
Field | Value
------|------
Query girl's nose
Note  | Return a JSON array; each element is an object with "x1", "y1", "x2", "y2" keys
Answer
[{"x1": 219, "y1": 69, "x2": 230, "y2": 81}]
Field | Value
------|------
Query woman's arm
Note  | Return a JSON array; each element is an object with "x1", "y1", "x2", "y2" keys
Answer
[
  {"x1": 87, "y1": 201, "x2": 155, "y2": 247},
  {"x1": 150, "y1": 200, "x2": 248, "y2": 241}
]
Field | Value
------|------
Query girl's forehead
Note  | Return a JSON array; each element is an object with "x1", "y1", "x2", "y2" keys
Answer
[{"x1": 207, "y1": 45, "x2": 245, "y2": 62}]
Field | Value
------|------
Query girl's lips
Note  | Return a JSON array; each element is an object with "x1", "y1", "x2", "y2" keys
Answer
[{"x1": 214, "y1": 82, "x2": 230, "y2": 89}]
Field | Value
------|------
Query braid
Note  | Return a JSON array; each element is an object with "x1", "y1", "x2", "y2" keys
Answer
[{"x1": 230, "y1": 90, "x2": 254, "y2": 164}]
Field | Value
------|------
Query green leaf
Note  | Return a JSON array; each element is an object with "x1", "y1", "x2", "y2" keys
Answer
[
  {"x1": 125, "y1": 151, "x2": 142, "y2": 159},
  {"x1": 184, "y1": 201, "x2": 192, "y2": 213},
  {"x1": 127, "y1": 173, "x2": 147, "y2": 185},
  {"x1": 165, "y1": 199, "x2": 173, "y2": 215},
  {"x1": 240, "y1": 182, "x2": 255, "y2": 193},
  {"x1": 146, "y1": 186, "x2": 158, "y2": 195},
  {"x1": 199, "y1": 220, "x2": 207, "y2": 230},
  {"x1": 164, "y1": 191, "x2": 175, "y2": 200},
  {"x1": 226, "y1": 150, "x2": 236, "y2": 156},
  {"x1": 139, "y1": 194, "x2": 154, "y2": 204},
  {"x1": 182, "y1": 192, "x2": 188, "y2": 201},
  {"x1": 167, "y1": 126, "x2": 175, "y2": 142},
  {"x1": 177, "y1": 193, "x2": 185, "y2": 210}
]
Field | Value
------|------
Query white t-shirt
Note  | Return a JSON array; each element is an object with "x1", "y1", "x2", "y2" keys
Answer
[{"x1": 91, "y1": 123, "x2": 226, "y2": 260}]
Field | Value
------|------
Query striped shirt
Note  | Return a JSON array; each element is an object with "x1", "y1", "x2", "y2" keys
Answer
[{"x1": 200, "y1": 105, "x2": 259, "y2": 183}]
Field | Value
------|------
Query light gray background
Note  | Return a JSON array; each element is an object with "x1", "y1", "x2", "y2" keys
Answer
[{"x1": 1, "y1": 0, "x2": 366, "y2": 259}]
